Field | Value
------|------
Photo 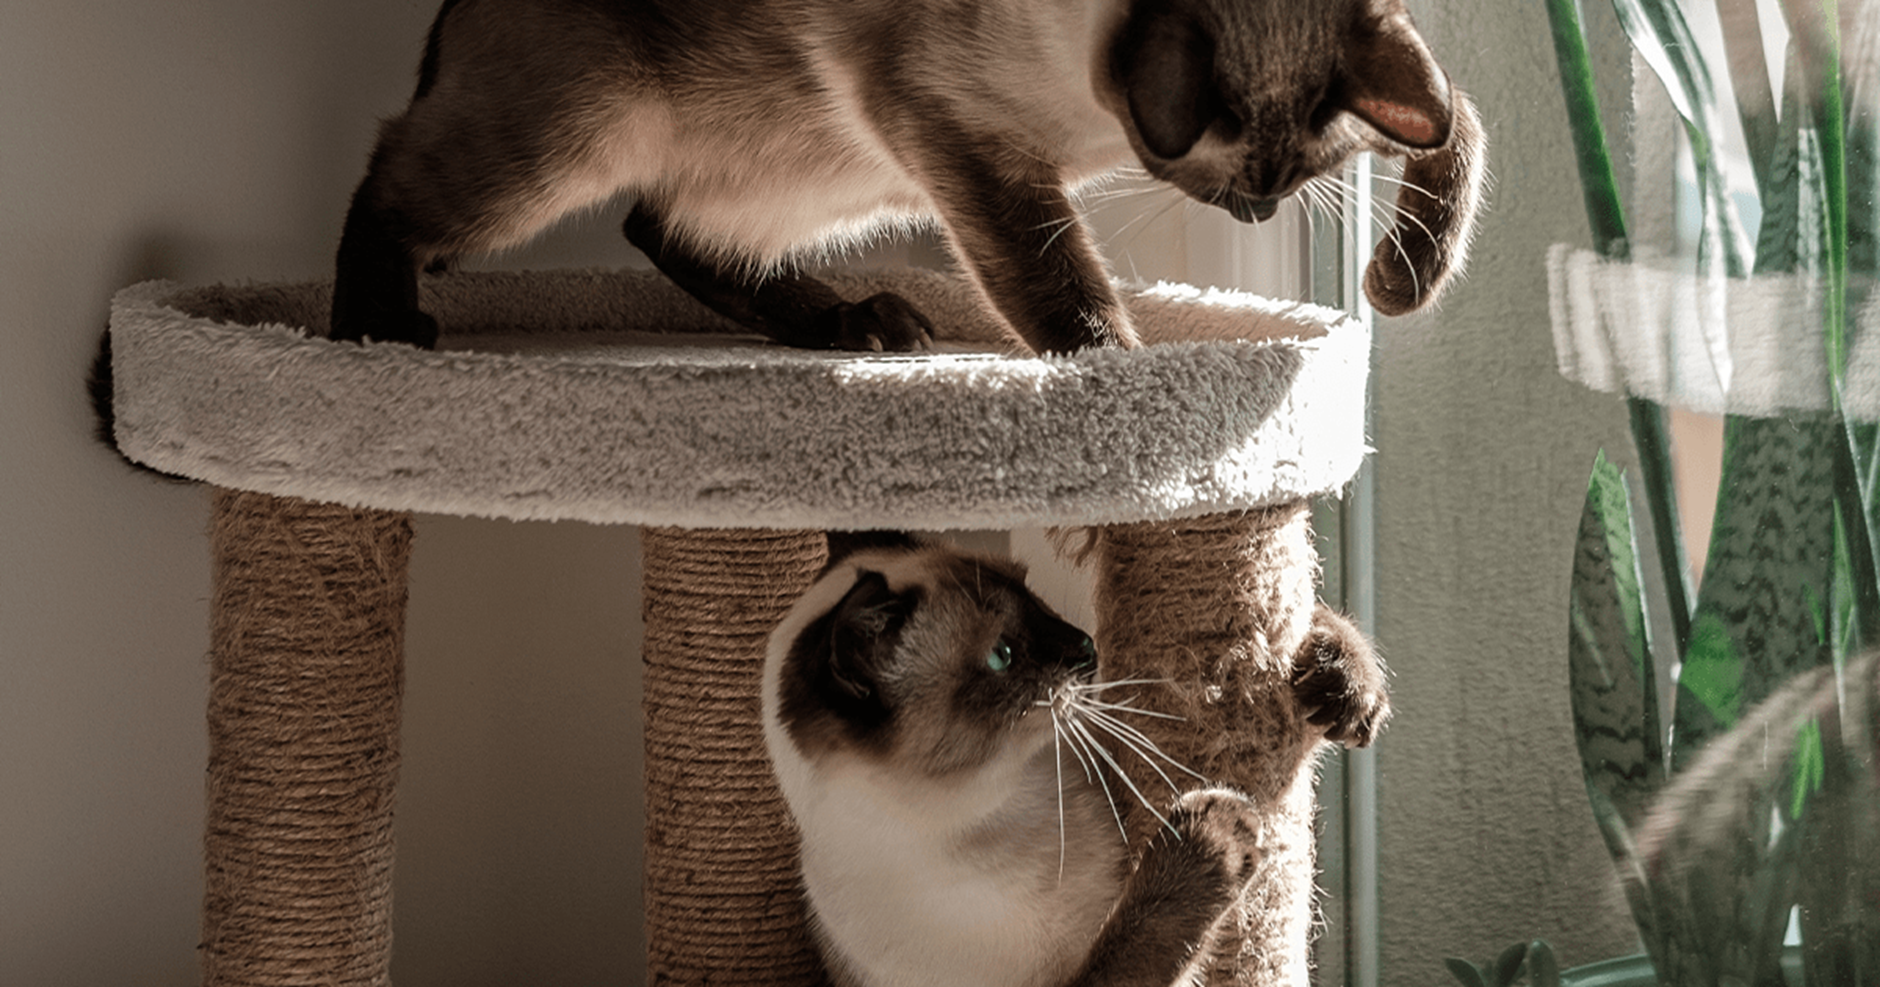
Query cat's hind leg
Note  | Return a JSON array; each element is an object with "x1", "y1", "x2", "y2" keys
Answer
[{"x1": 624, "y1": 204, "x2": 934, "y2": 352}]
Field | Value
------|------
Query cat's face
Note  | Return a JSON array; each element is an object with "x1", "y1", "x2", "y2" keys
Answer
[
  {"x1": 1108, "y1": 0, "x2": 1449, "y2": 212},
  {"x1": 1100, "y1": 0, "x2": 1482, "y2": 313},
  {"x1": 770, "y1": 546, "x2": 1097, "y2": 781}
]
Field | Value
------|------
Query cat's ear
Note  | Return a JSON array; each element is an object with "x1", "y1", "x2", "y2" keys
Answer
[
  {"x1": 1114, "y1": 6, "x2": 1225, "y2": 161},
  {"x1": 1341, "y1": 11, "x2": 1452, "y2": 150},
  {"x1": 825, "y1": 570, "x2": 914, "y2": 702}
]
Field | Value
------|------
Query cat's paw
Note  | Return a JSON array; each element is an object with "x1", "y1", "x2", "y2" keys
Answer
[
  {"x1": 1291, "y1": 605, "x2": 1390, "y2": 747},
  {"x1": 824, "y1": 292, "x2": 934, "y2": 352},
  {"x1": 1167, "y1": 787, "x2": 1262, "y2": 890}
]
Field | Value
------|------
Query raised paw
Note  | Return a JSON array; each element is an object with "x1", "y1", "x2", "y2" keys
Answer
[
  {"x1": 1167, "y1": 787, "x2": 1262, "y2": 890},
  {"x1": 824, "y1": 292, "x2": 935, "y2": 352},
  {"x1": 1291, "y1": 604, "x2": 1390, "y2": 747}
]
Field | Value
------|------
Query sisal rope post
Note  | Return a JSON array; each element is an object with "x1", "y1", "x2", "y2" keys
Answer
[
  {"x1": 204, "y1": 488, "x2": 412, "y2": 987},
  {"x1": 1094, "y1": 503, "x2": 1325, "y2": 987},
  {"x1": 641, "y1": 527, "x2": 829, "y2": 986}
]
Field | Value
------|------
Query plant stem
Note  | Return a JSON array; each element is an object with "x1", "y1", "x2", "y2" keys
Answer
[
  {"x1": 1545, "y1": 0, "x2": 1695, "y2": 656},
  {"x1": 1545, "y1": 0, "x2": 1631, "y2": 260}
]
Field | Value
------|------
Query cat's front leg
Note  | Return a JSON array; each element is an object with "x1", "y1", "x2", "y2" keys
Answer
[
  {"x1": 1068, "y1": 787, "x2": 1260, "y2": 987},
  {"x1": 1291, "y1": 603, "x2": 1391, "y2": 747},
  {"x1": 913, "y1": 143, "x2": 1137, "y2": 354},
  {"x1": 624, "y1": 205, "x2": 933, "y2": 353}
]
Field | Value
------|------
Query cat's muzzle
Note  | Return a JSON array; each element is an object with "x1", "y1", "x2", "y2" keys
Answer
[{"x1": 1218, "y1": 194, "x2": 1281, "y2": 223}]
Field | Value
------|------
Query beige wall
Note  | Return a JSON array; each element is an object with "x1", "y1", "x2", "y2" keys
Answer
[
  {"x1": 5, "y1": 1, "x2": 1653, "y2": 984},
  {"x1": 1370, "y1": 0, "x2": 1646, "y2": 979}
]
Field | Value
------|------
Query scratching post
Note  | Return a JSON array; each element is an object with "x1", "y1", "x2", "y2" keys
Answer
[
  {"x1": 108, "y1": 268, "x2": 1370, "y2": 986},
  {"x1": 640, "y1": 527, "x2": 826, "y2": 985},
  {"x1": 204, "y1": 488, "x2": 411, "y2": 987},
  {"x1": 1095, "y1": 504, "x2": 1322, "y2": 987}
]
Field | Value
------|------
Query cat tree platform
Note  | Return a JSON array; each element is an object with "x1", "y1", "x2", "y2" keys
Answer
[{"x1": 108, "y1": 267, "x2": 1370, "y2": 987}]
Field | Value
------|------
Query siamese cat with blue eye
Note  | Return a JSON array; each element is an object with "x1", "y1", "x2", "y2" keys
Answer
[
  {"x1": 332, "y1": 0, "x2": 1484, "y2": 353},
  {"x1": 762, "y1": 534, "x2": 1386, "y2": 987}
]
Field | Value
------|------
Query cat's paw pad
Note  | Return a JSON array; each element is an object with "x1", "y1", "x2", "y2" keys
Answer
[
  {"x1": 331, "y1": 309, "x2": 440, "y2": 350},
  {"x1": 1169, "y1": 787, "x2": 1262, "y2": 888},
  {"x1": 827, "y1": 292, "x2": 934, "y2": 353},
  {"x1": 1291, "y1": 606, "x2": 1390, "y2": 748}
]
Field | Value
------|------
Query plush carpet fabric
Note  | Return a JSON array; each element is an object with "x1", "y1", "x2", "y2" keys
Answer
[{"x1": 109, "y1": 267, "x2": 1368, "y2": 529}]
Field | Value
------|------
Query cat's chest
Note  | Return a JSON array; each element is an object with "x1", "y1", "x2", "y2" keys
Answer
[{"x1": 797, "y1": 771, "x2": 1122, "y2": 987}]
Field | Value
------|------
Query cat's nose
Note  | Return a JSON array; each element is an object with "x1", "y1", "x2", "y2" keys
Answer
[{"x1": 1221, "y1": 194, "x2": 1281, "y2": 223}]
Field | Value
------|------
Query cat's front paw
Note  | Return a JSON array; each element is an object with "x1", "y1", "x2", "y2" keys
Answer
[
  {"x1": 1291, "y1": 604, "x2": 1390, "y2": 747},
  {"x1": 824, "y1": 292, "x2": 934, "y2": 352},
  {"x1": 1168, "y1": 787, "x2": 1263, "y2": 891}
]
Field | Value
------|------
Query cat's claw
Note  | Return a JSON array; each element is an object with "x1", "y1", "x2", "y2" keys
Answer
[
  {"x1": 825, "y1": 292, "x2": 935, "y2": 353},
  {"x1": 1290, "y1": 605, "x2": 1390, "y2": 748}
]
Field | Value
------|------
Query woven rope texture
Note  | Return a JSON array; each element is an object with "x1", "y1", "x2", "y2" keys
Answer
[
  {"x1": 1095, "y1": 504, "x2": 1324, "y2": 987},
  {"x1": 641, "y1": 527, "x2": 829, "y2": 986},
  {"x1": 204, "y1": 489, "x2": 412, "y2": 987}
]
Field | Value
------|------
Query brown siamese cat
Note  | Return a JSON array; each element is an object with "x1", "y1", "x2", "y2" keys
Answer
[
  {"x1": 762, "y1": 534, "x2": 1386, "y2": 987},
  {"x1": 332, "y1": 0, "x2": 1485, "y2": 353}
]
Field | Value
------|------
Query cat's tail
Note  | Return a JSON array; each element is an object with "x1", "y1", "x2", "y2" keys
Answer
[
  {"x1": 1363, "y1": 88, "x2": 1487, "y2": 317},
  {"x1": 88, "y1": 328, "x2": 190, "y2": 482}
]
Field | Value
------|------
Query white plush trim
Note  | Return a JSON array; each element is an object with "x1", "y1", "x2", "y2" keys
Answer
[{"x1": 110, "y1": 268, "x2": 1369, "y2": 529}]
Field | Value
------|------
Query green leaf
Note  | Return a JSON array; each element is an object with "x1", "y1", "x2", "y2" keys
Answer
[
  {"x1": 1677, "y1": 610, "x2": 1745, "y2": 727},
  {"x1": 1680, "y1": 416, "x2": 1840, "y2": 767},
  {"x1": 1493, "y1": 941, "x2": 1529, "y2": 986},
  {"x1": 1544, "y1": 0, "x2": 1629, "y2": 258},
  {"x1": 1569, "y1": 453, "x2": 1666, "y2": 826},
  {"x1": 1527, "y1": 941, "x2": 1562, "y2": 987},
  {"x1": 1444, "y1": 957, "x2": 1490, "y2": 987},
  {"x1": 1790, "y1": 715, "x2": 1826, "y2": 819},
  {"x1": 1607, "y1": 0, "x2": 1751, "y2": 279}
]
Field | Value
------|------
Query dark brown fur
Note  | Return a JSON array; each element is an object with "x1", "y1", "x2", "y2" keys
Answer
[{"x1": 332, "y1": 0, "x2": 1485, "y2": 353}]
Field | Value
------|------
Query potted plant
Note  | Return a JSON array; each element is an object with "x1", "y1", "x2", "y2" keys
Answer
[{"x1": 1463, "y1": 0, "x2": 1880, "y2": 983}]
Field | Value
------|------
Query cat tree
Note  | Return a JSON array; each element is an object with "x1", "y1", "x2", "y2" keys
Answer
[{"x1": 107, "y1": 267, "x2": 1370, "y2": 987}]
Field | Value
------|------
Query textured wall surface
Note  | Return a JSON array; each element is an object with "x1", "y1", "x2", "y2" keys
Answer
[
  {"x1": 2, "y1": 3, "x2": 646, "y2": 984},
  {"x1": 1370, "y1": 0, "x2": 1647, "y2": 981}
]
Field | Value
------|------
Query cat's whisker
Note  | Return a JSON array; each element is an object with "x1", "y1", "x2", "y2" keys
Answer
[
  {"x1": 1063, "y1": 717, "x2": 1131, "y2": 840},
  {"x1": 1037, "y1": 215, "x2": 1083, "y2": 255},
  {"x1": 1049, "y1": 710, "x2": 1069, "y2": 884},
  {"x1": 1082, "y1": 706, "x2": 1208, "y2": 789},
  {"x1": 1080, "y1": 712, "x2": 1185, "y2": 789},
  {"x1": 1047, "y1": 692, "x2": 1099, "y2": 783},
  {"x1": 1081, "y1": 699, "x2": 1185, "y2": 721},
  {"x1": 1096, "y1": 191, "x2": 1189, "y2": 253},
  {"x1": 1080, "y1": 676, "x2": 1175, "y2": 691},
  {"x1": 1070, "y1": 716, "x2": 1180, "y2": 838}
]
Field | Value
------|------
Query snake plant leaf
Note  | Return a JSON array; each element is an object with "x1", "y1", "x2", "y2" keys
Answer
[
  {"x1": 1750, "y1": 51, "x2": 1828, "y2": 278},
  {"x1": 1678, "y1": 416, "x2": 1840, "y2": 768},
  {"x1": 1443, "y1": 957, "x2": 1490, "y2": 987},
  {"x1": 1545, "y1": 0, "x2": 1630, "y2": 258},
  {"x1": 1492, "y1": 940, "x2": 1529, "y2": 986},
  {"x1": 1713, "y1": 0, "x2": 1779, "y2": 193},
  {"x1": 1525, "y1": 941, "x2": 1561, "y2": 987},
  {"x1": 1607, "y1": 0, "x2": 1752, "y2": 279},
  {"x1": 1569, "y1": 452, "x2": 1667, "y2": 827}
]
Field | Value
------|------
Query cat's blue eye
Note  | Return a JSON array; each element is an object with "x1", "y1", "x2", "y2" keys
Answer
[
  {"x1": 1075, "y1": 636, "x2": 1097, "y2": 669},
  {"x1": 986, "y1": 641, "x2": 1013, "y2": 673}
]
